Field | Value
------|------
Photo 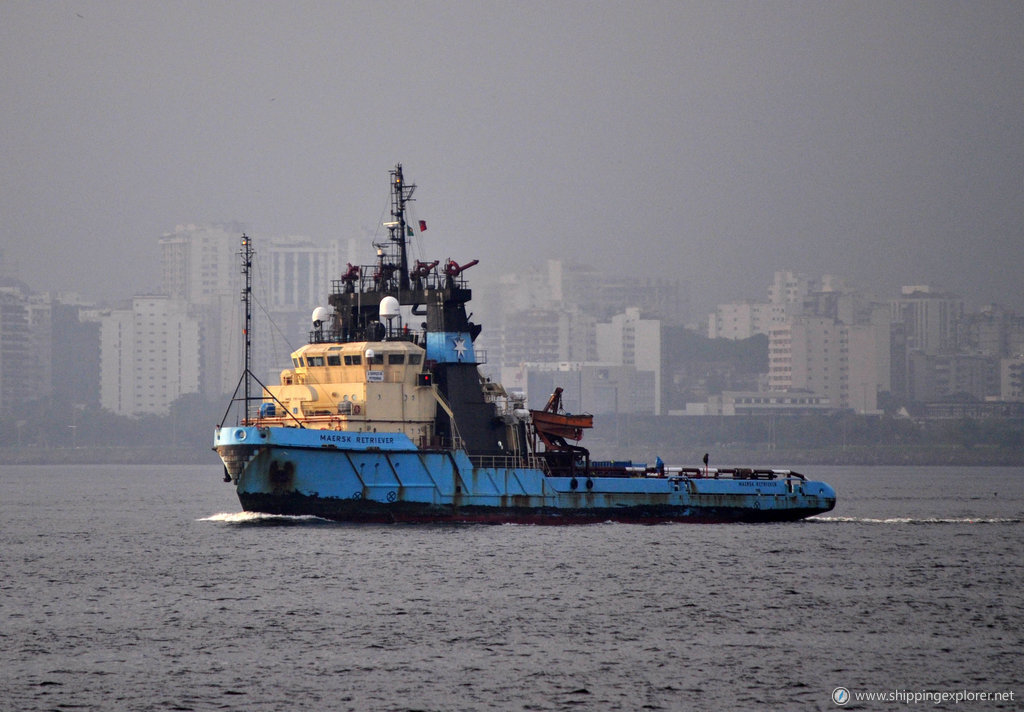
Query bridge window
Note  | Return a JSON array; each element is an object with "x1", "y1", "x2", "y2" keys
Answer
[
  {"x1": 388, "y1": 354, "x2": 405, "y2": 365},
  {"x1": 344, "y1": 355, "x2": 362, "y2": 365},
  {"x1": 308, "y1": 356, "x2": 325, "y2": 367},
  {"x1": 408, "y1": 353, "x2": 422, "y2": 365},
  {"x1": 327, "y1": 355, "x2": 341, "y2": 366}
]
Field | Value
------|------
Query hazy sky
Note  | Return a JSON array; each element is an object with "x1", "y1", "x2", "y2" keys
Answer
[{"x1": 3, "y1": 1, "x2": 1022, "y2": 314}]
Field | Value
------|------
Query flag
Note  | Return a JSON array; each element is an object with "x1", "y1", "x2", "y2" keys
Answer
[{"x1": 419, "y1": 220, "x2": 428, "y2": 232}]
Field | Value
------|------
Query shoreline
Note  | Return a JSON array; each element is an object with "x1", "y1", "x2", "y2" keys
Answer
[{"x1": 0, "y1": 447, "x2": 221, "y2": 466}]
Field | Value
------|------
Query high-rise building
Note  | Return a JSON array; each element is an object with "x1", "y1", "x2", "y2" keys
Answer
[
  {"x1": 0, "y1": 287, "x2": 101, "y2": 415},
  {"x1": 708, "y1": 301, "x2": 789, "y2": 340},
  {"x1": 160, "y1": 224, "x2": 242, "y2": 305},
  {"x1": 768, "y1": 307, "x2": 890, "y2": 414},
  {"x1": 52, "y1": 301, "x2": 101, "y2": 408},
  {"x1": 501, "y1": 308, "x2": 596, "y2": 367},
  {"x1": 957, "y1": 304, "x2": 1024, "y2": 358},
  {"x1": 158, "y1": 225, "x2": 344, "y2": 397},
  {"x1": 596, "y1": 307, "x2": 663, "y2": 414},
  {"x1": 99, "y1": 296, "x2": 200, "y2": 416},
  {"x1": 889, "y1": 286, "x2": 964, "y2": 355},
  {"x1": 907, "y1": 352, "x2": 999, "y2": 402},
  {"x1": 0, "y1": 287, "x2": 31, "y2": 415},
  {"x1": 25, "y1": 294, "x2": 53, "y2": 401},
  {"x1": 557, "y1": 260, "x2": 688, "y2": 325},
  {"x1": 263, "y1": 236, "x2": 340, "y2": 312},
  {"x1": 768, "y1": 317, "x2": 842, "y2": 406}
]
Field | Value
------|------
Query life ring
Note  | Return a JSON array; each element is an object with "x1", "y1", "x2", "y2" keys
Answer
[{"x1": 353, "y1": 404, "x2": 361, "y2": 415}]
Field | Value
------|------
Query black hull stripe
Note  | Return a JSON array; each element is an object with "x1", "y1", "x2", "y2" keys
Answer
[{"x1": 238, "y1": 492, "x2": 830, "y2": 525}]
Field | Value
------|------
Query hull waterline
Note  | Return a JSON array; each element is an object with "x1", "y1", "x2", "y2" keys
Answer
[{"x1": 215, "y1": 426, "x2": 836, "y2": 525}]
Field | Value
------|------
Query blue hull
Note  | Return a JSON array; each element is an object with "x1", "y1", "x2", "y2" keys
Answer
[{"x1": 215, "y1": 426, "x2": 836, "y2": 524}]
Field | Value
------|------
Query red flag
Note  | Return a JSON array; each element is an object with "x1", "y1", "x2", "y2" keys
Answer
[{"x1": 418, "y1": 220, "x2": 427, "y2": 232}]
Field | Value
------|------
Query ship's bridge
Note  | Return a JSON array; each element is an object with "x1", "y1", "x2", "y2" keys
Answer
[{"x1": 284, "y1": 340, "x2": 425, "y2": 385}]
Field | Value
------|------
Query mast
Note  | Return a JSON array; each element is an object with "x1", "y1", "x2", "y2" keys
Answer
[
  {"x1": 389, "y1": 164, "x2": 415, "y2": 292},
  {"x1": 240, "y1": 234, "x2": 254, "y2": 421}
]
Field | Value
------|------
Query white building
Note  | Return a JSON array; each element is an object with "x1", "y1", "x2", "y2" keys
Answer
[
  {"x1": 768, "y1": 317, "x2": 842, "y2": 405},
  {"x1": 769, "y1": 310, "x2": 890, "y2": 414},
  {"x1": 263, "y1": 236, "x2": 340, "y2": 312},
  {"x1": 708, "y1": 301, "x2": 789, "y2": 340},
  {"x1": 596, "y1": 307, "x2": 662, "y2": 414},
  {"x1": 707, "y1": 270, "x2": 813, "y2": 340},
  {"x1": 158, "y1": 225, "x2": 344, "y2": 396},
  {"x1": 161, "y1": 224, "x2": 341, "y2": 313},
  {"x1": 100, "y1": 296, "x2": 200, "y2": 416},
  {"x1": 160, "y1": 224, "x2": 242, "y2": 305}
]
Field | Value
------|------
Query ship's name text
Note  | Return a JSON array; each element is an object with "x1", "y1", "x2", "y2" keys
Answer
[{"x1": 319, "y1": 433, "x2": 396, "y2": 445}]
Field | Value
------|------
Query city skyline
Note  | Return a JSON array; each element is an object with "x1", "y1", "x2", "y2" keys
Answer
[
  {"x1": 2, "y1": 221, "x2": 1016, "y2": 328},
  {"x1": 4, "y1": 224, "x2": 1024, "y2": 422}
]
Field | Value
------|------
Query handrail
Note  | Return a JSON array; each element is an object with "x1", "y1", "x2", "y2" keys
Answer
[{"x1": 468, "y1": 453, "x2": 549, "y2": 472}]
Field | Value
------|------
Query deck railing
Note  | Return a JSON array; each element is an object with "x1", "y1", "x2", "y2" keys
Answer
[{"x1": 468, "y1": 453, "x2": 549, "y2": 473}]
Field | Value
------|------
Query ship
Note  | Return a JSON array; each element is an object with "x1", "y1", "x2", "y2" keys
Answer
[{"x1": 213, "y1": 164, "x2": 836, "y2": 523}]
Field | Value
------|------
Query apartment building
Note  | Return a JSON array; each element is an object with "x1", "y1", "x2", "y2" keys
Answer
[
  {"x1": 769, "y1": 311, "x2": 889, "y2": 414},
  {"x1": 596, "y1": 307, "x2": 663, "y2": 414},
  {"x1": 99, "y1": 296, "x2": 200, "y2": 416},
  {"x1": 890, "y1": 286, "x2": 964, "y2": 354},
  {"x1": 708, "y1": 301, "x2": 789, "y2": 340},
  {"x1": 0, "y1": 288, "x2": 31, "y2": 415}
]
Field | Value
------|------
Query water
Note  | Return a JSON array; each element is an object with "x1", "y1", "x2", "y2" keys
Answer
[{"x1": 1, "y1": 465, "x2": 1021, "y2": 711}]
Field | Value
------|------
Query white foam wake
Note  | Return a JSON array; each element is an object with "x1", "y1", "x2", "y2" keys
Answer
[
  {"x1": 197, "y1": 511, "x2": 327, "y2": 523},
  {"x1": 812, "y1": 516, "x2": 1021, "y2": 524}
]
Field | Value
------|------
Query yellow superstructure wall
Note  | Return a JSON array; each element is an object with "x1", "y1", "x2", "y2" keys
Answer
[{"x1": 262, "y1": 341, "x2": 436, "y2": 437}]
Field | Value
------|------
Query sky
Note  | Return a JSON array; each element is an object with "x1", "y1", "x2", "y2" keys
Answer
[{"x1": 2, "y1": 1, "x2": 1022, "y2": 316}]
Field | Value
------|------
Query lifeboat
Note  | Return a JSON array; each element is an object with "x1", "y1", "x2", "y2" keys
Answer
[{"x1": 529, "y1": 387, "x2": 593, "y2": 442}]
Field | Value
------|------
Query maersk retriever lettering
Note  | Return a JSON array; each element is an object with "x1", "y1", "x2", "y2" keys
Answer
[{"x1": 318, "y1": 433, "x2": 396, "y2": 445}]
